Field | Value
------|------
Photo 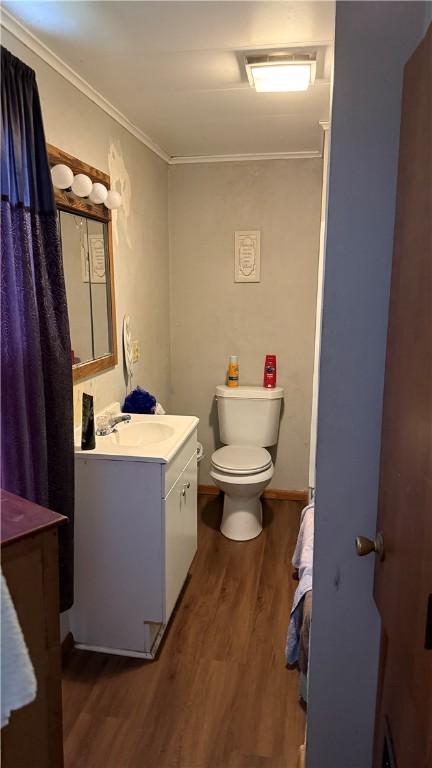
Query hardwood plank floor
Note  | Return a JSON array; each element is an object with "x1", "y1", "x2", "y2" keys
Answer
[{"x1": 62, "y1": 496, "x2": 306, "y2": 768}]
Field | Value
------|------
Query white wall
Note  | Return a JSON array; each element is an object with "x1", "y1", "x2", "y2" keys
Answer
[
  {"x1": 307, "y1": 4, "x2": 429, "y2": 767},
  {"x1": 169, "y1": 159, "x2": 322, "y2": 490},
  {"x1": 1, "y1": 29, "x2": 171, "y2": 428}
]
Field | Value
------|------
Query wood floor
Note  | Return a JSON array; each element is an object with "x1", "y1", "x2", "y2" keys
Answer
[{"x1": 62, "y1": 496, "x2": 306, "y2": 768}]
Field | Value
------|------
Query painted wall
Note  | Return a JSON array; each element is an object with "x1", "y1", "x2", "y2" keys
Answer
[
  {"x1": 2, "y1": 29, "x2": 171, "y2": 427},
  {"x1": 169, "y1": 159, "x2": 322, "y2": 490},
  {"x1": 307, "y1": 4, "x2": 430, "y2": 767}
]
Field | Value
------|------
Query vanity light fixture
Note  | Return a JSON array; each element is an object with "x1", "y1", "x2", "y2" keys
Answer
[
  {"x1": 50, "y1": 163, "x2": 122, "y2": 209},
  {"x1": 245, "y1": 53, "x2": 316, "y2": 93}
]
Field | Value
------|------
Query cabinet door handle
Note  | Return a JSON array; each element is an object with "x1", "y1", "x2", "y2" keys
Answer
[{"x1": 181, "y1": 481, "x2": 191, "y2": 498}]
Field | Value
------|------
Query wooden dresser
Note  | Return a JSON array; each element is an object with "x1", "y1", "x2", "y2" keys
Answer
[{"x1": 1, "y1": 489, "x2": 66, "y2": 768}]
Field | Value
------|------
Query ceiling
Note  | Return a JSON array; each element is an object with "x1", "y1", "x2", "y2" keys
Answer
[{"x1": 1, "y1": 1, "x2": 335, "y2": 161}]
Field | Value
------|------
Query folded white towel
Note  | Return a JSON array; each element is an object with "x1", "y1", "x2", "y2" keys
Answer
[{"x1": 1, "y1": 572, "x2": 37, "y2": 728}]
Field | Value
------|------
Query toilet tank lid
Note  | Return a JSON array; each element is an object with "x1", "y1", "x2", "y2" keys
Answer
[{"x1": 215, "y1": 385, "x2": 284, "y2": 400}]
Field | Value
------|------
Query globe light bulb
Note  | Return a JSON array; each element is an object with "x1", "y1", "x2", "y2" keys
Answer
[
  {"x1": 51, "y1": 164, "x2": 74, "y2": 190},
  {"x1": 71, "y1": 173, "x2": 93, "y2": 198},
  {"x1": 105, "y1": 190, "x2": 122, "y2": 210},
  {"x1": 89, "y1": 183, "x2": 108, "y2": 204}
]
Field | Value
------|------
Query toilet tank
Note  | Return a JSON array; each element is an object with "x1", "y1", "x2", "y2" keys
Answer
[{"x1": 216, "y1": 385, "x2": 284, "y2": 447}]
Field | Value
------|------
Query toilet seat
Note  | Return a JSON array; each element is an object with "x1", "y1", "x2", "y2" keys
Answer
[
  {"x1": 211, "y1": 445, "x2": 272, "y2": 476},
  {"x1": 210, "y1": 464, "x2": 274, "y2": 487}
]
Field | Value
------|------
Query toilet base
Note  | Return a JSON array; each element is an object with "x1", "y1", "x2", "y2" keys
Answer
[{"x1": 220, "y1": 494, "x2": 263, "y2": 541}]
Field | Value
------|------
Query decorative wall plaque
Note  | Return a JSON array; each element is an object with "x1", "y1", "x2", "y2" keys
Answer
[
  {"x1": 234, "y1": 230, "x2": 261, "y2": 283},
  {"x1": 88, "y1": 234, "x2": 106, "y2": 283}
]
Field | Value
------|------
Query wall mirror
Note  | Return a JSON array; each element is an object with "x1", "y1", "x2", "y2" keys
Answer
[{"x1": 47, "y1": 145, "x2": 117, "y2": 383}]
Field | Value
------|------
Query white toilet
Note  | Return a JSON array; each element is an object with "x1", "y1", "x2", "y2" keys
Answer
[{"x1": 210, "y1": 384, "x2": 284, "y2": 541}]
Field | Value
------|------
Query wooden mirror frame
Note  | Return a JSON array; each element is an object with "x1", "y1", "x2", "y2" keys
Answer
[{"x1": 47, "y1": 144, "x2": 118, "y2": 383}]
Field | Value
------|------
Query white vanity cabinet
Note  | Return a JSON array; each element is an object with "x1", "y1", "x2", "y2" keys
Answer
[{"x1": 71, "y1": 424, "x2": 198, "y2": 659}]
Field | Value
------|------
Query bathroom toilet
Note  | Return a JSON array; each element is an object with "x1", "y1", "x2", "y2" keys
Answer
[{"x1": 210, "y1": 385, "x2": 284, "y2": 541}]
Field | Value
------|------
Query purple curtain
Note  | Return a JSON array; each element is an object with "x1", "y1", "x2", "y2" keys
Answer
[{"x1": 1, "y1": 47, "x2": 74, "y2": 611}]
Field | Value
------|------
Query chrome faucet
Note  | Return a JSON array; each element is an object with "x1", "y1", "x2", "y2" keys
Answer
[
  {"x1": 110, "y1": 414, "x2": 132, "y2": 427},
  {"x1": 96, "y1": 413, "x2": 131, "y2": 436}
]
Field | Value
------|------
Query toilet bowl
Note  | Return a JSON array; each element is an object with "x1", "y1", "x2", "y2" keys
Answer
[
  {"x1": 210, "y1": 445, "x2": 274, "y2": 540},
  {"x1": 211, "y1": 384, "x2": 283, "y2": 542}
]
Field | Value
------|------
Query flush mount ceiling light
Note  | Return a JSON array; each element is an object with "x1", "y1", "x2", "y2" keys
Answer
[{"x1": 245, "y1": 54, "x2": 316, "y2": 93}]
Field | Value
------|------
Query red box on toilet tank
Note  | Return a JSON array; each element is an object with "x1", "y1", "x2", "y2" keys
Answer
[{"x1": 263, "y1": 355, "x2": 277, "y2": 388}]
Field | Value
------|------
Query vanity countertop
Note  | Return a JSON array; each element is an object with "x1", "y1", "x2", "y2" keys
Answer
[{"x1": 74, "y1": 412, "x2": 199, "y2": 464}]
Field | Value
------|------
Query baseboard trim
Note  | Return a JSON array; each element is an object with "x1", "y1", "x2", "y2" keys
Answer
[
  {"x1": 198, "y1": 485, "x2": 308, "y2": 503},
  {"x1": 198, "y1": 485, "x2": 220, "y2": 496},
  {"x1": 263, "y1": 489, "x2": 308, "y2": 503},
  {"x1": 61, "y1": 631, "x2": 74, "y2": 663}
]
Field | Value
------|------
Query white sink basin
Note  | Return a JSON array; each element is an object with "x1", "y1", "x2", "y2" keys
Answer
[
  {"x1": 74, "y1": 405, "x2": 199, "y2": 464},
  {"x1": 109, "y1": 421, "x2": 175, "y2": 448}
]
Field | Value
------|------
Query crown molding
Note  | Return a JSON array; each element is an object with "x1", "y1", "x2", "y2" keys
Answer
[
  {"x1": 0, "y1": 8, "x2": 170, "y2": 163},
  {"x1": 169, "y1": 150, "x2": 322, "y2": 165}
]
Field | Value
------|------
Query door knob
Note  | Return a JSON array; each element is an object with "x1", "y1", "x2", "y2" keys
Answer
[{"x1": 355, "y1": 532, "x2": 385, "y2": 560}]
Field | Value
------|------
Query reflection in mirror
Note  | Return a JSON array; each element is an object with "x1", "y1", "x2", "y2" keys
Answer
[
  {"x1": 59, "y1": 211, "x2": 112, "y2": 366},
  {"x1": 48, "y1": 143, "x2": 117, "y2": 382}
]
